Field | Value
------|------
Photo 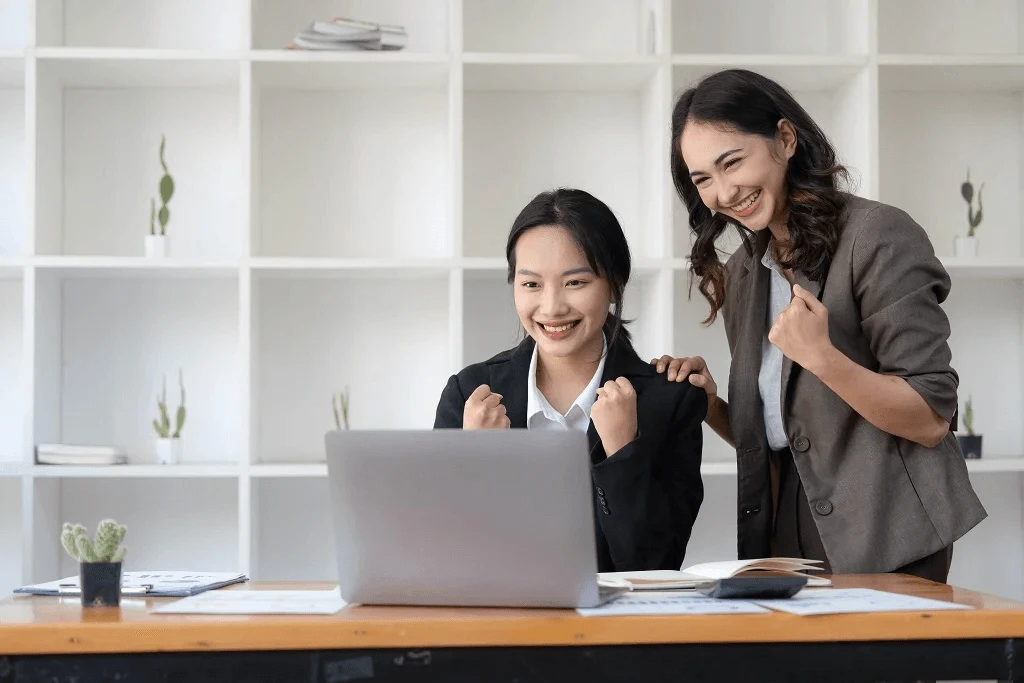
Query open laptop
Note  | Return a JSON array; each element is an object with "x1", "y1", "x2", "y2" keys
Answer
[{"x1": 324, "y1": 429, "x2": 629, "y2": 608}]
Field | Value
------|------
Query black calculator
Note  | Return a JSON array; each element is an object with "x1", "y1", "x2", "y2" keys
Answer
[{"x1": 696, "y1": 575, "x2": 808, "y2": 599}]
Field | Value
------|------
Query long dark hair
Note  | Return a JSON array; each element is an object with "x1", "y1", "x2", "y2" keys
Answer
[
  {"x1": 670, "y1": 68, "x2": 851, "y2": 323},
  {"x1": 505, "y1": 188, "x2": 634, "y2": 353}
]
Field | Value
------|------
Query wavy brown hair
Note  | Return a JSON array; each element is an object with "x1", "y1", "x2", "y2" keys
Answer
[{"x1": 670, "y1": 69, "x2": 851, "y2": 323}]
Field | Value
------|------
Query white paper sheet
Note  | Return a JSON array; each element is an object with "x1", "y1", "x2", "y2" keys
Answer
[
  {"x1": 152, "y1": 588, "x2": 347, "y2": 615},
  {"x1": 577, "y1": 591, "x2": 770, "y2": 616},
  {"x1": 752, "y1": 588, "x2": 974, "y2": 616}
]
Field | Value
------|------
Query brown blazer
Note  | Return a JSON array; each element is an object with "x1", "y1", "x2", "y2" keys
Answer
[{"x1": 722, "y1": 192, "x2": 987, "y2": 573}]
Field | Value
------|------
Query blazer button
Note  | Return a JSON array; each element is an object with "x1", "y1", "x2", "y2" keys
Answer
[
  {"x1": 793, "y1": 436, "x2": 810, "y2": 452},
  {"x1": 596, "y1": 487, "x2": 605, "y2": 496},
  {"x1": 813, "y1": 499, "x2": 833, "y2": 516},
  {"x1": 601, "y1": 505, "x2": 611, "y2": 515}
]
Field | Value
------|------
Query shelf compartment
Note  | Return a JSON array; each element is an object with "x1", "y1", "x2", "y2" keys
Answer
[
  {"x1": 253, "y1": 273, "x2": 451, "y2": 463},
  {"x1": 36, "y1": 478, "x2": 239, "y2": 582},
  {"x1": 879, "y1": 84, "x2": 1022, "y2": 261},
  {"x1": 251, "y1": 61, "x2": 450, "y2": 259},
  {"x1": 0, "y1": 0, "x2": 29, "y2": 52},
  {"x1": 252, "y1": 478, "x2": 336, "y2": 581},
  {"x1": 465, "y1": 0, "x2": 660, "y2": 56},
  {"x1": 31, "y1": 271, "x2": 243, "y2": 467},
  {"x1": 463, "y1": 70, "x2": 664, "y2": 260},
  {"x1": 35, "y1": 0, "x2": 248, "y2": 50},
  {"x1": 0, "y1": 478, "x2": 21, "y2": 597},
  {"x1": 0, "y1": 75, "x2": 25, "y2": 258},
  {"x1": 33, "y1": 57, "x2": 243, "y2": 259},
  {"x1": 0, "y1": 277, "x2": 23, "y2": 464},
  {"x1": 880, "y1": 59, "x2": 1024, "y2": 91},
  {"x1": 943, "y1": 279, "x2": 1024, "y2": 459},
  {"x1": 878, "y1": 0, "x2": 1024, "y2": 56},
  {"x1": 672, "y1": 0, "x2": 869, "y2": 55},
  {"x1": 251, "y1": 0, "x2": 449, "y2": 53}
]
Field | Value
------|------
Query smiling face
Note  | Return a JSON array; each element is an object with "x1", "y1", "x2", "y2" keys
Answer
[
  {"x1": 512, "y1": 225, "x2": 611, "y2": 362},
  {"x1": 680, "y1": 119, "x2": 796, "y2": 233}
]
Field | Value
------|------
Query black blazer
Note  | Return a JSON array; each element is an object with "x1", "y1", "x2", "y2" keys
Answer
[{"x1": 433, "y1": 337, "x2": 706, "y2": 572}]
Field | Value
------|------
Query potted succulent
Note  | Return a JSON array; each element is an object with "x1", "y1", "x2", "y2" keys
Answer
[
  {"x1": 954, "y1": 168, "x2": 983, "y2": 258},
  {"x1": 61, "y1": 519, "x2": 127, "y2": 607},
  {"x1": 144, "y1": 134, "x2": 175, "y2": 258},
  {"x1": 957, "y1": 396, "x2": 983, "y2": 459},
  {"x1": 153, "y1": 369, "x2": 186, "y2": 464}
]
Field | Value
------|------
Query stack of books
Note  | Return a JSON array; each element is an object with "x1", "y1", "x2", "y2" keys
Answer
[
  {"x1": 287, "y1": 17, "x2": 408, "y2": 51},
  {"x1": 36, "y1": 443, "x2": 127, "y2": 466}
]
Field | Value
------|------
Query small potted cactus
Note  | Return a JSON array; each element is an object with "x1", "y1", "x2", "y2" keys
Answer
[
  {"x1": 957, "y1": 396, "x2": 983, "y2": 459},
  {"x1": 153, "y1": 369, "x2": 186, "y2": 464},
  {"x1": 954, "y1": 168, "x2": 983, "y2": 258},
  {"x1": 61, "y1": 519, "x2": 127, "y2": 607},
  {"x1": 144, "y1": 134, "x2": 175, "y2": 258}
]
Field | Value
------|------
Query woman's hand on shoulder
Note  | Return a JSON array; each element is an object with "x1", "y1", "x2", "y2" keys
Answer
[
  {"x1": 463, "y1": 384, "x2": 511, "y2": 429},
  {"x1": 651, "y1": 355, "x2": 718, "y2": 397},
  {"x1": 592, "y1": 377, "x2": 638, "y2": 457}
]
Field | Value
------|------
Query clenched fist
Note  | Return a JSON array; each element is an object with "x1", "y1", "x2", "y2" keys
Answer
[
  {"x1": 768, "y1": 283, "x2": 834, "y2": 375},
  {"x1": 463, "y1": 384, "x2": 511, "y2": 430},
  {"x1": 591, "y1": 377, "x2": 638, "y2": 457}
]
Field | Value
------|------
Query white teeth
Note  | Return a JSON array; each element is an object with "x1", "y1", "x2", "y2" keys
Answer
[
  {"x1": 734, "y1": 190, "x2": 760, "y2": 211},
  {"x1": 542, "y1": 321, "x2": 577, "y2": 333}
]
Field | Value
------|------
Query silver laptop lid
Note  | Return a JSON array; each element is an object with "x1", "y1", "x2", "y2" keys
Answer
[{"x1": 324, "y1": 429, "x2": 601, "y2": 608}]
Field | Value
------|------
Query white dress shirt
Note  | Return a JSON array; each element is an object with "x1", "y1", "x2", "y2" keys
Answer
[
  {"x1": 758, "y1": 243, "x2": 793, "y2": 451},
  {"x1": 526, "y1": 336, "x2": 607, "y2": 432}
]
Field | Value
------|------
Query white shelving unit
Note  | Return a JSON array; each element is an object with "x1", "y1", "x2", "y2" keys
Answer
[{"x1": 0, "y1": 0, "x2": 1022, "y2": 600}]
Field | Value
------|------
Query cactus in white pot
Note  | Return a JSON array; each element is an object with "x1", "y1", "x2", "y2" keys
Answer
[
  {"x1": 145, "y1": 134, "x2": 175, "y2": 258},
  {"x1": 154, "y1": 369, "x2": 186, "y2": 464}
]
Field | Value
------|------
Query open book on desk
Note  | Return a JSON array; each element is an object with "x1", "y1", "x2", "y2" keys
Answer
[{"x1": 599, "y1": 558, "x2": 831, "y2": 591}]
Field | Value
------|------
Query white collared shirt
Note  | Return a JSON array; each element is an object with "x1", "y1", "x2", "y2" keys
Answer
[
  {"x1": 759, "y1": 243, "x2": 793, "y2": 451},
  {"x1": 526, "y1": 336, "x2": 607, "y2": 432}
]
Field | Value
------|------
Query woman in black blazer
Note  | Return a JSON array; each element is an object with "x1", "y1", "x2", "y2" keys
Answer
[{"x1": 434, "y1": 188, "x2": 706, "y2": 572}]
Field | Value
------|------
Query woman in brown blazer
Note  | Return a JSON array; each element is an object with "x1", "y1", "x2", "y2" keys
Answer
[{"x1": 655, "y1": 68, "x2": 987, "y2": 582}]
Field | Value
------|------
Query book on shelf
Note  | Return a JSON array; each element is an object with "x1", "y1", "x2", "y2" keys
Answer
[
  {"x1": 35, "y1": 443, "x2": 127, "y2": 466},
  {"x1": 599, "y1": 558, "x2": 832, "y2": 590},
  {"x1": 287, "y1": 16, "x2": 408, "y2": 51}
]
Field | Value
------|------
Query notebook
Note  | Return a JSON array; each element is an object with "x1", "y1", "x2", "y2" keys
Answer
[{"x1": 599, "y1": 558, "x2": 831, "y2": 590}]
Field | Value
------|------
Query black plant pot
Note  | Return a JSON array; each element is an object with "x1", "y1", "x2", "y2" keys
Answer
[
  {"x1": 957, "y1": 434, "x2": 983, "y2": 460},
  {"x1": 80, "y1": 561, "x2": 122, "y2": 607}
]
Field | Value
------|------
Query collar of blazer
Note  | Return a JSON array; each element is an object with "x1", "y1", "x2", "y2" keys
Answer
[
  {"x1": 485, "y1": 334, "x2": 654, "y2": 462},
  {"x1": 731, "y1": 228, "x2": 826, "y2": 452}
]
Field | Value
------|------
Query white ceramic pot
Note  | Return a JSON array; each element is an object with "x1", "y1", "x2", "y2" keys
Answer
[
  {"x1": 145, "y1": 234, "x2": 168, "y2": 258},
  {"x1": 953, "y1": 235, "x2": 978, "y2": 258},
  {"x1": 155, "y1": 437, "x2": 182, "y2": 465}
]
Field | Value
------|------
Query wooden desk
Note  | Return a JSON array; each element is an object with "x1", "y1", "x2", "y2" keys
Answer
[{"x1": 1, "y1": 575, "x2": 1022, "y2": 682}]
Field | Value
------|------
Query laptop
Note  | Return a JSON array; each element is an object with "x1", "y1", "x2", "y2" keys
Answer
[{"x1": 324, "y1": 429, "x2": 630, "y2": 608}]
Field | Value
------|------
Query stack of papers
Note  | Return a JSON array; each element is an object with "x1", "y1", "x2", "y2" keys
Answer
[
  {"x1": 153, "y1": 588, "x2": 347, "y2": 615},
  {"x1": 599, "y1": 558, "x2": 830, "y2": 591},
  {"x1": 578, "y1": 588, "x2": 974, "y2": 617},
  {"x1": 14, "y1": 571, "x2": 247, "y2": 597}
]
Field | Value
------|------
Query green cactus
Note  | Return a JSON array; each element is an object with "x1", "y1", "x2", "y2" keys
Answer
[
  {"x1": 332, "y1": 386, "x2": 350, "y2": 430},
  {"x1": 963, "y1": 396, "x2": 974, "y2": 435},
  {"x1": 154, "y1": 134, "x2": 174, "y2": 236},
  {"x1": 960, "y1": 168, "x2": 984, "y2": 237},
  {"x1": 61, "y1": 520, "x2": 127, "y2": 564},
  {"x1": 153, "y1": 369, "x2": 186, "y2": 439},
  {"x1": 149, "y1": 198, "x2": 156, "y2": 236}
]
